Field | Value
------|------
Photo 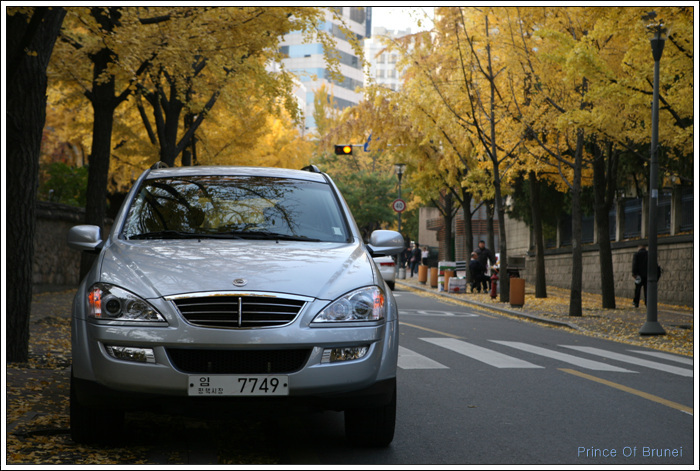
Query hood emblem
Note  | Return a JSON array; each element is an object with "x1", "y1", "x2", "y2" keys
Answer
[{"x1": 232, "y1": 278, "x2": 248, "y2": 287}]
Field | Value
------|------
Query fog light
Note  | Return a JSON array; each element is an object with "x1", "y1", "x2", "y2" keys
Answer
[
  {"x1": 106, "y1": 346, "x2": 156, "y2": 363},
  {"x1": 321, "y1": 345, "x2": 370, "y2": 363}
]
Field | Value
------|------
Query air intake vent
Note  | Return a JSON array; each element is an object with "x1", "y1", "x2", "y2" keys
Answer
[
  {"x1": 166, "y1": 348, "x2": 311, "y2": 374},
  {"x1": 171, "y1": 294, "x2": 306, "y2": 329}
]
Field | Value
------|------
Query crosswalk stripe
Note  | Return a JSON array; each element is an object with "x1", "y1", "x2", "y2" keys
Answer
[
  {"x1": 561, "y1": 346, "x2": 694, "y2": 377},
  {"x1": 398, "y1": 346, "x2": 449, "y2": 370},
  {"x1": 628, "y1": 350, "x2": 694, "y2": 366},
  {"x1": 490, "y1": 341, "x2": 635, "y2": 372},
  {"x1": 421, "y1": 338, "x2": 544, "y2": 369}
]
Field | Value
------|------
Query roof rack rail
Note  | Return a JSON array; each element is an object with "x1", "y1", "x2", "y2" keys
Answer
[
  {"x1": 151, "y1": 161, "x2": 169, "y2": 169},
  {"x1": 301, "y1": 164, "x2": 321, "y2": 173}
]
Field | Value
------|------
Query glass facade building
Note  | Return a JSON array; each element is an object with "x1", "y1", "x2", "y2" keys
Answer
[{"x1": 279, "y1": 7, "x2": 371, "y2": 133}]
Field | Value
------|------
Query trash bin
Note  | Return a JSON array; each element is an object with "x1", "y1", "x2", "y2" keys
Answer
[
  {"x1": 429, "y1": 267, "x2": 438, "y2": 288},
  {"x1": 418, "y1": 265, "x2": 428, "y2": 284},
  {"x1": 510, "y1": 277, "x2": 525, "y2": 307},
  {"x1": 398, "y1": 267, "x2": 406, "y2": 279},
  {"x1": 442, "y1": 269, "x2": 455, "y2": 292}
]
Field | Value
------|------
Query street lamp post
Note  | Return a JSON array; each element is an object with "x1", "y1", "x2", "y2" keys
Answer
[
  {"x1": 394, "y1": 163, "x2": 406, "y2": 234},
  {"x1": 640, "y1": 13, "x2": 668, "y2": 336},
  {"x1": 394, "y1": 163, "x2": 406, "y2": 278}
]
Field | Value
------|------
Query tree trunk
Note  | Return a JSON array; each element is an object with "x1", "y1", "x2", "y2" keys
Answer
[
  {"x1": 6, "y1": 7, "x2": 66, "y2": 363},
  {"x1": 486, "y1": 200, "x2": 495, "y2": 256},
  {"x1": 461, "y1": 190, "x2": 474, "y2": 283},
  {"x1": 593, "y1": 140, "x2": 617, "y2": 309},
  {"x1": 81, "y1": 48, "x2": 119, "y2": 279},
  {"x1": 443, "y1": 192, "x2": 456, "y2": 262},
  {"x1": 529, "y1": 171, "x2": 547, "y2": 298},
  {"x1": 569, "y1": 129, "x2": 585, "y2": 317}
]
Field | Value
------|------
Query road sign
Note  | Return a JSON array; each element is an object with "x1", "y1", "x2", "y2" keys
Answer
[{"x1": 392, "y1": 199, "x2": 406, "y2": 213}]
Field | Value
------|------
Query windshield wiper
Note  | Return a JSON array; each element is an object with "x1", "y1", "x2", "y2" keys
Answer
[
  {"x1": 128, "y1": 230, "x2": 201, "y2": 240},
  {"x1": 129, "y1": 230, "x2": 320, "y2": 242},
  {"x1": 128, "y1": 230, "x2": 244, "y2": 240},
  {"x1": 225, "y1": 230, "x2": 321, "y2": 242}
]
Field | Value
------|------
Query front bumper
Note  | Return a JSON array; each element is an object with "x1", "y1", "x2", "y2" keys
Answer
[{"x1": 71, "y1": 312, "x2": 398, "y2": 409}]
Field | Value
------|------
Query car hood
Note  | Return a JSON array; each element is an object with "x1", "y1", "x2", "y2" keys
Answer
[{"x1": 98, "y1": 239, "x2": 377, "y2": 301}]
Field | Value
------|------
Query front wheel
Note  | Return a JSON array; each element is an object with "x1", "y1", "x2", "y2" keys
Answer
[
  {"x1": 344, "y1": 383, "x2": 396, "y2": 447},
  {"x1": 70, "y1": 370, "x2": 125, "y2": 445}
]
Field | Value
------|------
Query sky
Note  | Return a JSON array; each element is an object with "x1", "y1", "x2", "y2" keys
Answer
[{"x1": 371, "y1": 6, "x2": 434, "y2": 33}]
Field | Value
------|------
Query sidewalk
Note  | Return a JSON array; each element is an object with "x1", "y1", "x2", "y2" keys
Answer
[{"x1": 396, "y1": 275, "x2": 694, "y2": 358}]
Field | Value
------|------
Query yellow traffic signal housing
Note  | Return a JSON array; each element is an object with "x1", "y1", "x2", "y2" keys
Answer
[{"x1": 334, "y1": 145, "x2": 353, "y2": 155}]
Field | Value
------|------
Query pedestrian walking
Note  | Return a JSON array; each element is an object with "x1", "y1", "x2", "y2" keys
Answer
[
  {"x1": 468, "y1": 252, "x2": 489, "y2": 293},
  {"x1": 401, "y1": 246, "x2": 412, "y2": 270},
  {"x1": 475, "y1": 240, "x2": 496, "y2": 289},
  {"x1": 632, "y1": 244, "x2": 648, "y2": 308},
  {"x1": 410, "y1": 244, "x2": 421, "y2": 277},
  {"x1": 421, "y1": 246, "x2": 429, "y2": 266}
]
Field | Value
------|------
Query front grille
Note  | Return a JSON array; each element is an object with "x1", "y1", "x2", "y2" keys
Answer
[
  {"x1": 166, "y1": 348, "x2": 311, "y2": 374},
  {"x1": 171, "y1": 295, "x2": 306, "y2": 329}
]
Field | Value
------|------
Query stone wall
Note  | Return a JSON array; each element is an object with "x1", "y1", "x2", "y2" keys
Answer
[
  {"x1": 524, "y1": 235, "x2": 694, "y2": 307},
  {"x1": 33, "y1": 202, "x2": 112, "y2": 292},
  {"x1": 33, "y1": 202, "x2": 85, "y2": 290}
]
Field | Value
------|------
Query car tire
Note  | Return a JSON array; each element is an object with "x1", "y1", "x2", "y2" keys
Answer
[
  {"x1": 70, "y1": 370, "x2": 125, "y2": 445},
  {"x1": 344, "y1": 382, "x2": 396, "y2": 447},
  {"x1": 387, "y1": 281, "x2": 395, "y2": 291}
]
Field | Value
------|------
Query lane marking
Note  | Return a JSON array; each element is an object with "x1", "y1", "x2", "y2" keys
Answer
[
  {"x1": 628, "y1": 350, "x2": 694, "y2": 366},
  {"x1": 560, "y1": 368, "x2": 693, "y2": 415},
  {"x1": 400, "y1": 309, "x2": 479, "y2": 318},
  {"x1": 399, "y1": 322, "x2": 462, "y2": 339},
  {"x1": 422, "y1": 338, "x2": 544, "y2": 369},
  {"x1": 398, "y1": 346, "x2": 449, "y2": 370},
  {"x1": 491, "y1": 341, "x2": 636, "y2": 373},
  {"x1": 561, "y1": 346, "x2": 694, "y2": 377}
]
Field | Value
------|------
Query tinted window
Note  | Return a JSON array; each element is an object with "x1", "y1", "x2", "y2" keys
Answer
[{"x1": 122, "y1": 176, "x2": 349, "y2": 242}]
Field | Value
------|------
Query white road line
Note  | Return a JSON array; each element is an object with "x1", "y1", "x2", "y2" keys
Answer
[
  {"x1": 490, "y1": 341, "x2": 636, "y2": 373},
  {"x1": 421, "y1": 338, "x2": 544, "y2": 369},
  {"x1": 398, "y1": 346, "x2": 449, "y2": 370},
  {"x1": 562, "y1": 346, "x2": 694, "y2": 377},
  {"x1": 628, "y1": 350, "x2": 694, "y2": 366}
]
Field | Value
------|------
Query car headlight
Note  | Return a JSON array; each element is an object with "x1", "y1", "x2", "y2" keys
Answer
[
  {"x1": 312, "y1": 286, "x2": 386, "y2": 323},
  {"x1": 87, "y1": 283, "x2": 166, "y2": 323}
]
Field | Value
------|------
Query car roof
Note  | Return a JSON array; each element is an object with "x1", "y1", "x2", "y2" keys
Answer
[{"x1": 146, "y1": 166, "x2": 328, "y2": 183}]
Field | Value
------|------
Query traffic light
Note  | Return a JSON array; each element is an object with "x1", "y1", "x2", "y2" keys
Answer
[{"x1": 334, "y1": 144, "x2": 353, "y2": 155}]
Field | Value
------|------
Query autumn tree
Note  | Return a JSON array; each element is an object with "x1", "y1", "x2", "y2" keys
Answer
[
  {"x1": 7, "y1": 6, "x2": 66, "y2": 362},
  {"x1": 48, "y1": 7, "x2": 346, "y2": 263}
]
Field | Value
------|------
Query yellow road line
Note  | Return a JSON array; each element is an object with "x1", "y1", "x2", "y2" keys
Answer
[
  {"x1": 559, "y1": 368, "x2": 693, "y2": 415},
  {"x1": 399, "y1": 322, "x2": 463, "y2": 339}
]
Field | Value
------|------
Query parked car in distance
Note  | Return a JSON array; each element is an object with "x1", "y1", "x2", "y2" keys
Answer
[
  {"x1": 67, "y1": 164, "x2": 404, "y2": 447},
  {"x1": 374, "y1": 255, "x2": 396, "y2": 290}
]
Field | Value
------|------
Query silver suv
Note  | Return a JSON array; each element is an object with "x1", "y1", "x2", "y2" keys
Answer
[{"x1": 68, "y1": 165, "x2": 404, "y2": 447}]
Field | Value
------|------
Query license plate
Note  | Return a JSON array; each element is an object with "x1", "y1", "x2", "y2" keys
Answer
[{"x1": 188, "y1": 375, "x2": 289, "y2": 396}]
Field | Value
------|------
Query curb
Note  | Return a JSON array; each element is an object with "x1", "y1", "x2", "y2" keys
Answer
[{"x1": 396, "y1": 279, "x2": 584, "y2": 331}]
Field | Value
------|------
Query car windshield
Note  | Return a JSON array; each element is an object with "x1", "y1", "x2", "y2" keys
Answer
[{"x1": 122, "y1": 175, "x2": 350, "y2": 243}]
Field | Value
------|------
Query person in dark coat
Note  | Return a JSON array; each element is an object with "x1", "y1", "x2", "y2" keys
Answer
[
  {"x1": 469, "y1": 252, "x2": 488, "y2": 293},
  {"x1": 475, "y1": 240, "x2": 496, "y2": 289},
  {"x1": 632, "y1": 244, "x2": 648, "y2": 308},
  {"x1": 410, "y1": 244, "x2": 422, "y2": 277}
]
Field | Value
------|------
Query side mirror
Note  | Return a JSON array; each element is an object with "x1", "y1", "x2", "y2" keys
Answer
[
  {"x1": 367, "y1": 230, "x2": 404, "y2": 257},
  {"x1": 67, "y1": 225, "x2": 103, "y2": 252}
]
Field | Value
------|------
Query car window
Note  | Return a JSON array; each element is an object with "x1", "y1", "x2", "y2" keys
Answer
[{"x1": 122, "y1": 176, "x2": 350, "y2": 242}]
